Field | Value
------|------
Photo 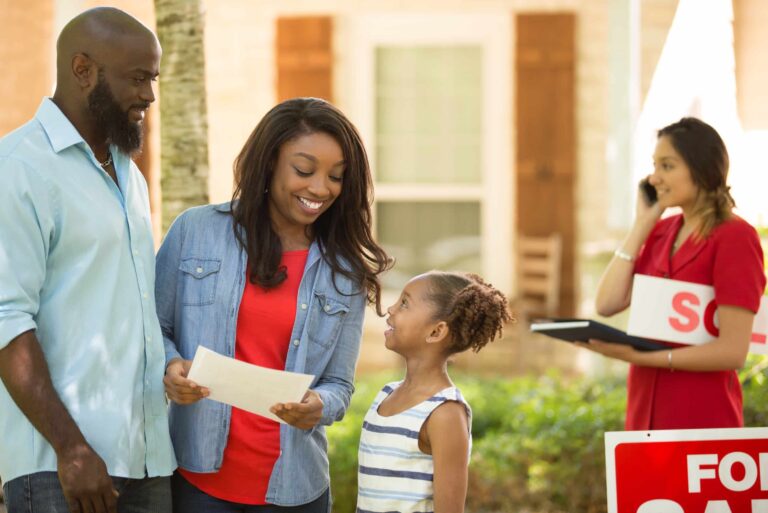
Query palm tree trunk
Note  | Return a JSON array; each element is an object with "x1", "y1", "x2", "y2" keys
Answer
[{"x1": 154, "y1": 0, "x2": 209, "y2": 232}]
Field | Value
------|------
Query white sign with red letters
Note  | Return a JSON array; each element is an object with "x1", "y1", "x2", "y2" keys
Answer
[
  {"x1": 627, "y1": 274, "x2": 768, "y2": 354},
  {"x1": 605, "y1": 428, "x2": 768, "y2": 513}
]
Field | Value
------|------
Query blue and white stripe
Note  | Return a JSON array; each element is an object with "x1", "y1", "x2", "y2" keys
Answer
[{"x1": 356, "y1": 381, "x2": 472, "y2": 513}]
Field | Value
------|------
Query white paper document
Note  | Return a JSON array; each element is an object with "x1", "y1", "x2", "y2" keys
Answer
[{"x1": 187, "y1": 346, "x2": 315, "y2": 423}]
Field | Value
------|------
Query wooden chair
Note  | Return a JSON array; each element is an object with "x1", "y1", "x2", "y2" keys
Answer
[{"x1": 515, "y1": 233, "x2": 562, "y2": 319}]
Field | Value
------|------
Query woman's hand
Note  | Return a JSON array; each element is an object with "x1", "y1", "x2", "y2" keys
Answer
[
  {"x1": 635, "y1": 176, "x2": 665, "y2": 224},
  {"x1": 575, "y1": 339, "x2": 641, "y2": 364},
  {"x1": 270, "y1": 390, "x2": 324, "y2": 430},
  {"x1": 164, "y1": 358, "x2": 209, "y2": 405},
  {"x1": 595, "y1": 177, "x2": 665, "y2": 317}
]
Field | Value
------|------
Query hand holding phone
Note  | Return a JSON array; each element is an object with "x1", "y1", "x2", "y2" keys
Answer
[{"x1": 638, "y1": 178, "x2": 658, "y2": 205}]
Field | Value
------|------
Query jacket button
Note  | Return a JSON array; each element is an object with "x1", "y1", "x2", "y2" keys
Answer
[
  {"x1": 301, "y1": 303, "x2": 307, "y2": 310},
  {"x1": 324, "y1": 305, "x2": 331, "y2": 312},
  {"x1": 293, "y1": 339, "x2": 300, "y2": 346},
  {"x1": 196, "y1": 267, "x2": 203, "y2": 274}
]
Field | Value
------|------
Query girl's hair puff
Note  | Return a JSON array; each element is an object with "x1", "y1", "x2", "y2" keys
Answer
[{"x1": 421, "y1": 271, "x2": 513, "y2": 354}]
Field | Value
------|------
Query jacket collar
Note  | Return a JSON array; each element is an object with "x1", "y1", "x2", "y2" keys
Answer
[
  {"x1": 213, "y1": 201, "x2": 233, "y2": 213},
  {"x1": 221, "y1": 200, "x2": 323, "y2": 267},
  {"x1": 651, "y1": 214, "x2": 709, "y2": 276}
]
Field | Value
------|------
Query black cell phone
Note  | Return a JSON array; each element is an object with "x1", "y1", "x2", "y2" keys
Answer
[{"x1": 639, "y1": 178, "x2": 658, "y2": 205}]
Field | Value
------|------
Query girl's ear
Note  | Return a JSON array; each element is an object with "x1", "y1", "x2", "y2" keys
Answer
[{"x1": 426, "y1": 321, "x2": 450, "y2": 345}]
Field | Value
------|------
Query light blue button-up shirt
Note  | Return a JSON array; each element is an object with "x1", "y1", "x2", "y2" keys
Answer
[{"x1": 0, "y1": 98, "x2": 176, "y2": 483}]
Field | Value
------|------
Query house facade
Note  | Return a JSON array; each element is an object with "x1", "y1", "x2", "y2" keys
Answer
[{"x1": 3, "y1": 0, "x2": 766, "y2": 372}]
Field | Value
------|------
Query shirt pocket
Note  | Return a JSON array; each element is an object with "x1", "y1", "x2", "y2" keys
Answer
[
  {"x1": 179, "y1": 258, "x2": 221, "y2": 306},
  {"x1": 307, "y1": 291, "x2": 350, "y2": 348}
]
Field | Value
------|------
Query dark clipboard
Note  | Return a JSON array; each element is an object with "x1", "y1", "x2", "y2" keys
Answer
[{"x1": 529, "y1": 318, "x2": 667, "y2": 352}]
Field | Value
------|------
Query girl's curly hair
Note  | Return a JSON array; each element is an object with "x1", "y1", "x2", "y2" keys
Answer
[{"x1": 421, "y1": 271, "x2": 514, "y2": 354}]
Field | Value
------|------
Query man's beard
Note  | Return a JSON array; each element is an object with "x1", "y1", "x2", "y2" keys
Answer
[{"x1": 87, "y1": 75, "x2": 147, "y2": 157}]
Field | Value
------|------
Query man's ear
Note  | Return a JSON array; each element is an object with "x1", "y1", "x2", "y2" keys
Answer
[
  {"x1": 426, "y1": 321, "x2": 450, "y2": 345},
  {"x1": 71, "y1": 53, "x2": 97, "y2": 89}
]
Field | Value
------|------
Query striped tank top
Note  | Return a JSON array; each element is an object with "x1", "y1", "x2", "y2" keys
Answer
[{"x1": 356, "y1": 381, "x2": 472, "y2": 513}]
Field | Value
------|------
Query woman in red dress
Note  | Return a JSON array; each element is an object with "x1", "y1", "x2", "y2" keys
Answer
[{"x1": 580, "y1": 117, "x2": 765, "y2": 430}]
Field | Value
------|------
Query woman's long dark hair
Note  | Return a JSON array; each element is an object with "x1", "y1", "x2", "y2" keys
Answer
[
  {"x1": 657, "y1": 117, "x2": 734, "y2": 238},
  {"x1": 231, "y1": 98, "x2": 391, "y2": 314}
]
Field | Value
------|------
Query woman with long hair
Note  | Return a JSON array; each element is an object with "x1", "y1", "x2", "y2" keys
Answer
[
  {"x1": 155, "y1": 97, "x2": 391, "y2": 511},
  {"x1": 579, "y1": 117, "x2": 765, "y2": 430}
]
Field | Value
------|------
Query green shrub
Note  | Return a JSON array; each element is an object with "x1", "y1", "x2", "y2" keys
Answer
[
  {"x1": 464, "y1": 373, "x2": 625, "y2": 513},
  {"x1": 742, "y1": 354, "x2": 768, "y2": 426}
]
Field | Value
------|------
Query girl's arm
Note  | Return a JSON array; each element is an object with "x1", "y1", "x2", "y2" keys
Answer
[
  {"x1": 579, "y1": 305, "x2": 754, "y2": 371},
  {"x1": 595, "y1": 190, "x2": 664, "y2": 317},
  {"x1": 425, "y1": 401, "x2": 471, "y2": 513}
]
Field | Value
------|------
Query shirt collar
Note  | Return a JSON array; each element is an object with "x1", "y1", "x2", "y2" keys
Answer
[
  {"x1": 213, "y1": 202, "x2": 233, "y2": 213},
  {"x1": 35, "y1": 98, "x2": 87, "y2": 154},
  {"x1": 652, "y1": 214, "x2": 709, "y2": 276}
]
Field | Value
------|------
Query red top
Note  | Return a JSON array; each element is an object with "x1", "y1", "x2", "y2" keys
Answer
[
  {"x1": 627, "y1": 214, "x2": 765, "y2": 430},
  {"x1": 180, "y1": 250, "x2": 309, "y2": 504}
]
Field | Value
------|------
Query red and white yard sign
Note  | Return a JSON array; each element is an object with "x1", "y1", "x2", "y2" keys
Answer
[
  {"x1": 605, "y1": 428, "x2": 768, "y2": 513},
  {"x1": 628, "y1": 275, "x2": 768, "y2": 354}
]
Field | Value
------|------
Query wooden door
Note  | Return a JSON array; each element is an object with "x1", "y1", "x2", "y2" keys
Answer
[
  {"x1": 275, "y1": 16, "x2": 333, "y2": 102},
  {"x1": 515, "y1": 13, "x2": 576, "y2": 316}
]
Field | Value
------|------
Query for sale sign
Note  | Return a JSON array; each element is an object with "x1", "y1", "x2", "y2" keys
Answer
[
  {"x1": 605, "y1": 428, "x2": 768, "y2": 513},
  {"x1": 627, "y1": 275, "x2": 768, "y2": 354}
]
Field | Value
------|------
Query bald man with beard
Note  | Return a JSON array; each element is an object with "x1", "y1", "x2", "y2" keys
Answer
[{"x1": 0, "y1": 8, "x2": 175, "y2": 513}]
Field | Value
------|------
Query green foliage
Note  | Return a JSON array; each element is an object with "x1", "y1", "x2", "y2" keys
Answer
[
  {"x1": 328, "y1": 365, "x2": 768, "y2": 513},
  {"x1": 742, "y1": 354, "x2": 768, "y2": 426},
  {"x1": 328, "y1": 371, "x2": 625, "y2": 513},
  {"x1": 463, "y1": 373, "x2": 626, "y2": 513}
]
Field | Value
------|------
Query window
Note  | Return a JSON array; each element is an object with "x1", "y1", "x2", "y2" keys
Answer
[{"x1": 343, "y1": 13, "x2": 512, "y2": 294}]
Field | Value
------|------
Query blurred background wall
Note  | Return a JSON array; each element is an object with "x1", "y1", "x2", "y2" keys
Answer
[{"x1": 2, "y1": 0, "x2": 766, "y2": 375}]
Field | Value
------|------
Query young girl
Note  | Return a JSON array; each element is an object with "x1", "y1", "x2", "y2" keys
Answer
[{"x1": 357, "y1": 271, "x2": 512, "y2": 513}]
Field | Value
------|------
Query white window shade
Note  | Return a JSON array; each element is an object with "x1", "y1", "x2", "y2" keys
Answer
[
  {"x1": 377, "y1": 202, "x2": 481, "y2": 290},
  {"x1": 375, "y1": 46, "x2": 482, "y2": 184}
]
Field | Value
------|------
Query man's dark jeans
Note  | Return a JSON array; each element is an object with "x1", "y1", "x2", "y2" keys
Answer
[{"x1": 2, "y1": 471, "x2": 171, "y2": 513}]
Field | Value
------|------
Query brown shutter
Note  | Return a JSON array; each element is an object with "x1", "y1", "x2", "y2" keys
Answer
[
  {"x1": 275, "y1": 16, "x2": 333, "y2": 102},
  {"x1": 515, "y1": 13, "x2": 577, "y2": 316}
]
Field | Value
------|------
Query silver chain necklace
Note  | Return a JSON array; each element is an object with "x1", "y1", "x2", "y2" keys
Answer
[{"x1": 99, "y1": 152, "x2": 113, "y2": 168}]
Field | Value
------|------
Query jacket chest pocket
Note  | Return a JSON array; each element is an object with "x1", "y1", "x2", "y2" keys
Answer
[
  {"x1": 179, "y1": 258, "x2": 221, "y2": 306},
  {"x1": 307, "y1": 292, "x2": 350, "y2": 348}
]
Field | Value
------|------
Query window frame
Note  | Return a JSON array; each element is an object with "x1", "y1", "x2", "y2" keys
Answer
[{"x1": 340, "y1": 12, "x2": 513, "y2": 294}]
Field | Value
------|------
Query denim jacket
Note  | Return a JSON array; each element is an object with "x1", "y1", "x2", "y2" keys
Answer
[{"x1": 155, "y1": 202, "x2": 365, "y2": 508}]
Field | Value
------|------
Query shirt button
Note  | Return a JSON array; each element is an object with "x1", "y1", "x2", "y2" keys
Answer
[
  {"x1": 133, "y1": 249, "x2": 139, "y2": 255},
  {"x1": 196, "y1": 267, "x2": 204, "y2": 274},
  {"x1": 147, "y1": 336, "x2": 152, "y2": 342},
  {"x1": 142, "y1": 292, "x2": 148, "y2": 299},
  {"x1": 293, "y1": 339, "x2": 300, "y2": 346},
  {"x1": 301, "y1": 303, "x2": 307, "y2": 310}
]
